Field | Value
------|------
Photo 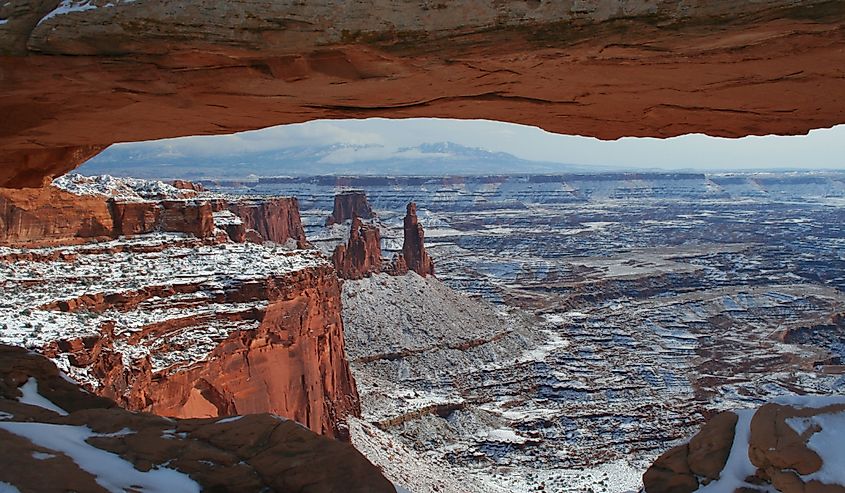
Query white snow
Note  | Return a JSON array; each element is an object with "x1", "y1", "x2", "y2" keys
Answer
[
  {"x1": 215, "y1": 416, "x2": 243, "y2": 424},
  {"x1": 53, "y1": 174, "x2": 195, "y2": 202},
  {"x1": 17, "y1": 377, "x2": 68, "y2": 416},
  {"x1": 31, "y1": 452, "x2": 56, "y2": 460},
  {"x1": 212, "y1": 210, "x2": 242, "y2": 226},
  {"x1": 0, "y1": 422, "x2": 201, "y2": 493},
  {"x1": 38, "y1": 0, "x2": 98, "y2": 26},
  {"x1": 786, "y1": 410, "x2": 845, "y2": 486},
  {"x1": 695, "y1": 409, "x2": 758, "y2": 493}
]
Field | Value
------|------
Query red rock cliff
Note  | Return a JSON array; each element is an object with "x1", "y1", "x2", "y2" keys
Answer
[
  {"x1": 402, "y1": 202, "x2": 435, "y2": 277},
  {"x1": 333, "y1": 216, "x2": 383, "y2": 280},
  {"x1": 0, "y1": 187, "x2": 113, "y2": 247},
  {"x1": 327, "y1": 191, "x2": 376, "y2": 226},
  {"x1": 39, "y1": 260, "x2": 360, "y2": 439},
  {"x1": 228, "y1": 197, "x2": 307, "y2": 247},
  {"x1": 0, "y1": 344, "x2": 394, "y2": 492}
]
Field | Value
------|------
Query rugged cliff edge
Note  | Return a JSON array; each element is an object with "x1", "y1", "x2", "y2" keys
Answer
[
  {"x1": 0, "y1": 344, "x2": 394, "y2": 492},
  {"x1": 2, "y1": 1, "x2": 845, "y2": 186},
  {"x1": 0, "y1": 175, "x2": 307, "y2": 248}
]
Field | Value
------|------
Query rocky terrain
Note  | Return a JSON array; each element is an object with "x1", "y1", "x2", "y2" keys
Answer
[
  {"x1": 2, "y1": 1, "x2": 845, "y2": 186},
  {"x1": 645, "y1": 395, "x2": 845, "y2": 493},
  {"x1": 214, "y1": 171, "x2": 845, "y2": 492},
  {"x1": 0, "y1": 176, "x2": 360, "y2": 439},
  {"x1": 0, "y1": 344, "x2": 394, "y2": 492}
]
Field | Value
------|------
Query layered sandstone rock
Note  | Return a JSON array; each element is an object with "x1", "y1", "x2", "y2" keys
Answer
[
  {"x1": 327, "y1": 191, "x2": 376, "y2": 226},
  {"x1": 402, "y1": 202, "x2": 435, "y2": 277},
  {"x1": 0, "y1": 344, "x2": 394, "y2": 492},
  {"x1": 644, "y1": 398, "x2": 845, "y2": 493},
  {"x1": 2, "y1": 1, "x2": 845, "y2": 187},
  {"x1": 332, "y1": 216, "x2": 382, "y2": 280},
  {"x1": 0, "y1": 186, "x2": 114, "y2": 247},
  {"x1": 228, "y1": 197, "x2": 308, "y2": 247},
  {"x1": 0, "y1": 240, "x2": 360, "y2": 439}
]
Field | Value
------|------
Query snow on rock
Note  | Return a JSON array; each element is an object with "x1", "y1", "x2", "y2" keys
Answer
[
  {"x1": 53, "y1": 173, "x2": 196, "y2": 202},
  {"x1": 644, "y1": 396, "x2": 845, "y2": 493},
  {"x1": 0, "y1": 422, "x2": 201, "y2": 493},
  {"x1": 17, "y1": 377, "x2": 68, "y2": 416}
]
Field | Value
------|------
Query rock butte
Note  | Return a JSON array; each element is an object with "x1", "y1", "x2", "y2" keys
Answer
[{"x1": 1, "y1": 0, "x2": 845, "y2": 187}]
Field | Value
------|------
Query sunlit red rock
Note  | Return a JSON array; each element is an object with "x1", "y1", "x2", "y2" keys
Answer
[
  {"x1": 228, "y1": 197, "x2": 308, "y2": 247},
  {"x1": 402, "y1": 202, "x2": 435, "y2": 277},
  {"x1": 0, "y1": 344, "x2": 394, "y2": 492},
  {"x1": 332, "y1": 216, "x2": 382, "y2": 280},
  {"x1": 2, "y1": 2, "x2": 845, "y2": 187}
]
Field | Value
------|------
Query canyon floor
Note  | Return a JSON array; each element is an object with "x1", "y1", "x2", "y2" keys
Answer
[{"x1": 216, "y1": 172, "x2": 845, "y2": 493}]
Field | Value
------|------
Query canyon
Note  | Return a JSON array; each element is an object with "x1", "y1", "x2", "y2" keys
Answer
[
  {"x1": 1, "y1": 0, "x2": 845, "y2": 491},
  {"x1": 211, "y1": 171, "x2": 845, "y2": 492}
]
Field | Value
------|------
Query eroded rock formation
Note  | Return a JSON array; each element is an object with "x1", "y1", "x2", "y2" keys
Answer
[
  {"x1": 327, "y1": 191, "x2": 376, "y2": 226},
  {"x1": 3, "y1": 1, "x2": 845, "y2": 187},
  {"x1": 644, "y1": 398, "x2": 845, "y2": 493},
  {"x1": 0, "y1": 344, "x2": 394, "y2": 492},
  {"x1": 402, "y1": 202, "x2": 435, "y2": 277},
  {"x1": 332, "y1": 216, "x2": 382, "y2": 280},
  {"x1": 0, "y1": 238, "x2": 360, "y2": 439},
  {"x1": 228, "y1": 197, "x2": 308, "y2": 247},
  {"x1": 0, "y1": 186, "x2": 114, "y2": 247}
]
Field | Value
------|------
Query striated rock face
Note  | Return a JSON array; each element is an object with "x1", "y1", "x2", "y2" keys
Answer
[
  {"x1": 0, "y1": 240, "x2": 361, "y2": 439},
  {"x1": 0, "y1": 344, "x2": 395, "y2": 492},
  {"x1": 228, "y1": 197, "x2": 307, "y2": 247},
  {"x1": 332, "y1": 216, "x2": 383, "y2": 280},
  {"x1": 644, "y1": 397, "x2": 845, "y2": 493},
  {"x1": 402, "y1": 202, "x2": 435, "y2": 277},
  {"x1": 386, "y1": 252, "x2": 409, "y2": 276},
  {"x1": 0, "y1": 186, "x2": 114, "y2": 247},
  {"x1": 2, "y1": 1, "x2": 845, "y2": 186},
  {"x1": 327, "y1": 191, "x2": 375, "y2": 226}
]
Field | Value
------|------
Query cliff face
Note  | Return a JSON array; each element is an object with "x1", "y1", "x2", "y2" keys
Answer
[
  {"x1": 327, "y1": 191, "x2": 376, "y2": 226},
  {"x1": 2, "y1": 1, "x2": 845, "y2": 187},
  {"x1": 1, "y1": 237, "x2": 361, "y2": 439},
  {"x1": 0, "y1": 186, "x2": 114, "y2": 247},
  {"x1": 402, "y1": 202, "x2": 435, "y2": 277},
  {"x1": 333, "y1": 216, "x2": 383, "y2": 280},
  {"x1": 0, "y1": 344, "x2": 394, "y2": 492},
  {"x1": 0, "y1": 179, "x2": 310, "y2": 248},
  {"x1": 228, "y1": 197, "x2": 307, "y2": 246}
]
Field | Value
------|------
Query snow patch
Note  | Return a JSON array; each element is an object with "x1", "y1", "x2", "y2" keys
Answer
[
  {"x1": 0, "y1": 422, "x2": 201, "y2": 493},
  {"x1": 17, "y1": 378, "x2": 68, "y2": 416}
]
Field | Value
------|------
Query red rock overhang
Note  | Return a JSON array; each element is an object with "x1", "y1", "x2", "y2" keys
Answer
[{"x1": 1, "y1": 0, "x2": 844, "y2": 187}]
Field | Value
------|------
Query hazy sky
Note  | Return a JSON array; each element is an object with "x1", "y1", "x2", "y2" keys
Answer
[{"x1": 111, "y1": 118, "x2": 845, "y2": 170}]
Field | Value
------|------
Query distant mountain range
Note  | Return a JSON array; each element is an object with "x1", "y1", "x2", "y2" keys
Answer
[{"x1": 77, "y1": 141, "x2": 616, "y2": 179}]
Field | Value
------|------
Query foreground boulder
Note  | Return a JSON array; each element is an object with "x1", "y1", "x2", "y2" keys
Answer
[
  {"x1": 0, "y1": 344, "x2": 395, "y2": 493},
  {"x1": 644, "y1": 396, "x2": 845, "y2": 493}
]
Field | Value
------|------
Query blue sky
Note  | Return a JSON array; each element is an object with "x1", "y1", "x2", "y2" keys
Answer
[{"x1": 106, "y1": 118, "x2": 845, "y2": 170}]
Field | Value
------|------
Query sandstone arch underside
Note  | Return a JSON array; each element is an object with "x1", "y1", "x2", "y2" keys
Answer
[{"x1": 1, "y1": 0, "x2": 844, "y2": 187}]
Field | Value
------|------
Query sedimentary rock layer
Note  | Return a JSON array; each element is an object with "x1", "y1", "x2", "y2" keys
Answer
[
  {"x1": 402, "y1": 202, "x2": 435, "y2": 277},
  {"x1": 0, "y1": 239, "x2": 360, "y2": 439},
  {"x1": 333, "y1": 216, "x2": 382, "y2": 280},
  {"x1": 1, "y1": 1, "x2": 845, "y2": 186},
  {"x1": 327, "y1": 191, "x2": 376, "y2": 226},
  {"x1": 0, "y1": 344, "x2": 394, "y2": 492}
]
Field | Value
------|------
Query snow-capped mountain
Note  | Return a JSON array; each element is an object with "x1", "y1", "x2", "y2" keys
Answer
[{"x1": 77, "y1": 142, "x2": 609, "y2": 179}]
